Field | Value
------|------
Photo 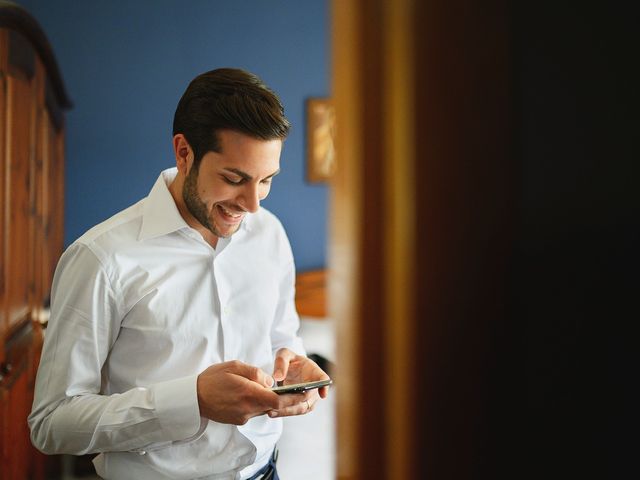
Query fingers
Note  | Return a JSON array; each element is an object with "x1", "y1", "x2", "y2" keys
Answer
[
  {"x1": 267, "y1": 391, "x2": 319, "y2": 418},
  {"x1": 273, "y1": 348, "x2": 296, "y2": 382},
  {"x1": 318, "y1": 385, "x2": 329, "y2": 399},
  {"x1": 226, "y1": 360, "x2": 274, "y2": 387}
]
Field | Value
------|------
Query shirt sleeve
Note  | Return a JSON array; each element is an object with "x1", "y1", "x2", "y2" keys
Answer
[
  {"x1": 269, "y1": 225, "x2": 306, "y2": 356},
  {"x1": 28, "y1": 243, "x2": 205, "y2": 455}
]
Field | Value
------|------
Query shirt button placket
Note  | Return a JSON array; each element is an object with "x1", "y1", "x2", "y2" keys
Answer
[
  {"x1": 215, "y1": 263, "x2": 235, "y2": 362},
  {"x1": 212, "y1": 259, "x2": 225, "y2": 361}
]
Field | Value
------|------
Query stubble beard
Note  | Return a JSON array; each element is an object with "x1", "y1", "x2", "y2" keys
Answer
[{"x1": 182, "y1": 166, "x2": 240, "y2": 239}]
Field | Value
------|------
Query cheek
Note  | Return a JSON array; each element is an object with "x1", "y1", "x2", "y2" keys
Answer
[
  {"x1": 199, "y1": 180, "x2": 231, "y2": 204},
  {"x1": 197, "y1": 187, "x2": 213, "y2": 206}
]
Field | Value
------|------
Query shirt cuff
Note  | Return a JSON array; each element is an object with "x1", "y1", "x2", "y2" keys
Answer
[{"x1": 153, "y1": 374, "x2": 202, "y2": 441}]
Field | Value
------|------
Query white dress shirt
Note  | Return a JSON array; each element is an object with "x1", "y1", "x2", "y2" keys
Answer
[{"x1": 28, "y1": 168, "x2": 305, "y2": 479}]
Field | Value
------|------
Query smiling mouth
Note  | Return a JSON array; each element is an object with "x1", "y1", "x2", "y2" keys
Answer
[{"x1": 216, "y1": 204, "x2": 245, "y2": 223}]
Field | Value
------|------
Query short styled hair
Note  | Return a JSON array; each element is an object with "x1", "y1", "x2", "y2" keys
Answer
[{"x1": 172, "y1": 68, "x2": 291, "y2": 168}]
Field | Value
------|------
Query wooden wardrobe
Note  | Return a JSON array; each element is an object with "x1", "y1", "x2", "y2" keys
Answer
[{"x1": 0, "y1": 2, "x2": 71, "y2": 478}]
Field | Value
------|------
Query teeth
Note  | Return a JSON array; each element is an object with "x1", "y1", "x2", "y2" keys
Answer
[{"x1": 220, "y1": 205, "x2": 241, "y2": 218}]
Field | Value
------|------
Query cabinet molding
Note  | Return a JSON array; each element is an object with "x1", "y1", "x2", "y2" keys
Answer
[{"x1": 0, "y1": 0, "x2": 72, "y2": 110}]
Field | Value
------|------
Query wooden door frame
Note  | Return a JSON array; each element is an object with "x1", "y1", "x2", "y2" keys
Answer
[
  {"x1": 330, "y1": 1, "x2": 512, "y2": 478},
  {"x1": 330, "y1": 1, "x2": 417, "y2": 478}
]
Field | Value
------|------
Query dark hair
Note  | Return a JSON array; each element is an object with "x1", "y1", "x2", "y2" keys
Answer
[{"x1": 172, "y1": 68, "x2": 291, "y2": 168}]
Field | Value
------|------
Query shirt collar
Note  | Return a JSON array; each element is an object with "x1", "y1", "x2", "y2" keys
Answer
[{"x1": 138, "y1": 167, "x2": 253, "y2": 242}]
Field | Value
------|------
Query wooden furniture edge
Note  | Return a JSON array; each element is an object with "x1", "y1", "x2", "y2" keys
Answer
[
  {"x1": 0, "y1": 1, "x2": 72, "y2": 110},
  {"x1": 295, "y1": 269, "x2": 327, "y2": 319}
]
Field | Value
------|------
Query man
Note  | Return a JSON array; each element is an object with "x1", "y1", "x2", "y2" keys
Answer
[{"x1": 29, "y1": 68, "x2": 330, "y2": 480}]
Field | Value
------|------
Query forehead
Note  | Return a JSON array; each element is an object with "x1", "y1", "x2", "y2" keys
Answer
[{"x1": 202, "y1": 130, "x2": 282, "y2": 174}]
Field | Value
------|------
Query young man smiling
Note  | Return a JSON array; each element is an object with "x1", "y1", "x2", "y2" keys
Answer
[
  {"x1": 29, "y1": 68, "x2": 329, "y2": 480},
  {"x1": 171, "y1": 128, "x2": 282, "y2": 245}
]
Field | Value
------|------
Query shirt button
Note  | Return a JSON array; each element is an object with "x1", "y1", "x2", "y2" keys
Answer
[{"x1": 138, "y1": 450, "x2": 147, "y2": 456}]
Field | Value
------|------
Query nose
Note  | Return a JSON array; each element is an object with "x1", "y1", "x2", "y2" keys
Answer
[{"x1": 238, "y1": 183, "x2": 261, "y2": 213}]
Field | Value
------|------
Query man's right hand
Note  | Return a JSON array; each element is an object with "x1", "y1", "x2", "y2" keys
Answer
[{"x1": 196, "y1": 360, "x2": 309, "y2": 425}]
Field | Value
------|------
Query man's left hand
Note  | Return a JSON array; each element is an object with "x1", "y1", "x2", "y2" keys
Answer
[{"x1": 268, "y1": 348, "x2": 331, "y2": 418}]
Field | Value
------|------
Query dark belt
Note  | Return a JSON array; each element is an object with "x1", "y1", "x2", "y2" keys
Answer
[{"x1": 247, "y1": 449, "x2": 279, "y2": 480}]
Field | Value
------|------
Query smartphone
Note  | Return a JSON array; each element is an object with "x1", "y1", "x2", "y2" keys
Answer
[{"x1": 271, "y1": 378, "x2": 332, "y2": 395}]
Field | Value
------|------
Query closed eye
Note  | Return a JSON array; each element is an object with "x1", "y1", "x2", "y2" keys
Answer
[
  {"x1": 221, "y1": 175, "x2": 245, "y2": 186},
  {"x1": 220, "y1": 168, "x2": 279, "y2": 185}
]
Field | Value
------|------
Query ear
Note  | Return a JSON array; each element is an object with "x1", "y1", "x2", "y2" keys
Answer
[{"x1": 173, "y1": 134, "x2": 194, "y2": 175}]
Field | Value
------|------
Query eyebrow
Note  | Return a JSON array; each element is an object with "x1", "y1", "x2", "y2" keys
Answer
[{"x1": 223, "y1": 167, "x2": 281, "y2": 181}]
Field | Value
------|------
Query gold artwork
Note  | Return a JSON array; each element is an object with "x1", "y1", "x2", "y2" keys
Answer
[{"x1": 306, "y1": 98, "x2": 336, "y2": 182}]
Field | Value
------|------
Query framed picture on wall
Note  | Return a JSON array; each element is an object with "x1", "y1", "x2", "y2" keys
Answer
[{"x1": 306, "y1": 98, "x2": 336, "y2": 183}]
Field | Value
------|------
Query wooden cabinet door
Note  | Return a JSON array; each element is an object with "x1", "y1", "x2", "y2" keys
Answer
[
  {"x1": 39, "y1": 101, "x2": 65, "y2": 306},
  {"x1": 1, "y1": 366, "x2": 32, "y2": 479},
  {"x1": 0, "y1": 323, "x2": 35, "y2": 480},
  {"x1": 31, "y1": 70, "x2": 65, "y2": 316},
  {"x1": 0, "y1": 12, "x2": 68, "y2": 478},
  {"x1": 32, "y1": 97, "x2": 46, "y2": 311},
  {"x1": 3, "y1": 34, "x2": 36, "y2": 336},
  {"x1": 0, "y1": 31, "x2": 7, "y2": 363}
]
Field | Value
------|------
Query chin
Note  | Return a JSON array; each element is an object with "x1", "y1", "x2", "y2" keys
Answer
[{"x1": 211, "y1": 222, "x2": 241, "y2": 239}]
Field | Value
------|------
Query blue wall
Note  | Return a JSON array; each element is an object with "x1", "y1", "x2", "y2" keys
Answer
[{"x1": 16, "y1": 0, "x2": 330, "y2": 271}]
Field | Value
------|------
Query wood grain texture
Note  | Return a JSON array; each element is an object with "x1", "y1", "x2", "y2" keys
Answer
[{"x1": 0, "y1": 5, "x2": 70, "y2": 476}]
